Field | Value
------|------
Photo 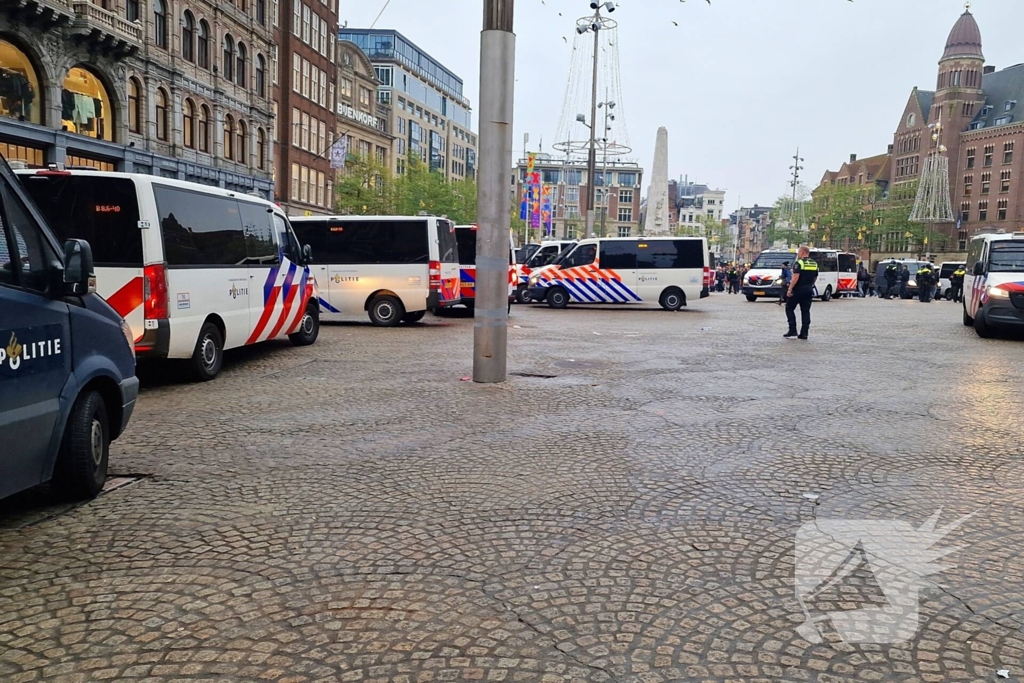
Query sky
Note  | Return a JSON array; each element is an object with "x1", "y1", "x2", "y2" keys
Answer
[{"x1": 342, "y1": 0, "x2": 1024, "y2": 211}]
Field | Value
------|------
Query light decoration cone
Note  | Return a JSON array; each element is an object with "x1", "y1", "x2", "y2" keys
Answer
[{"x1": 910, "y1": 121, "x2": 954, "y2": 223}]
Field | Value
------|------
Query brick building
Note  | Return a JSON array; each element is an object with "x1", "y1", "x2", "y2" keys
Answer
[
  {"x1": 0, "y1": 0, "x2": 273, "y2": 196},
  {"x1": 274, "y1": 0, "x2": 339, "y2": 214}
]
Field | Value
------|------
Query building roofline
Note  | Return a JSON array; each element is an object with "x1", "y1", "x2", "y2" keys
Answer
[{"x1": 337, "y1": 27, "x2": 464, "y2": 90}]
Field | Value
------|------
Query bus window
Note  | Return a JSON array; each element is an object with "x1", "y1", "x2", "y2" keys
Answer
[
  {"x1": 599, "y1": 240, "x2": 636, "y2": 270},
  {"x1": 638, "y1": 240, "x2": 703, "y2": 269}
]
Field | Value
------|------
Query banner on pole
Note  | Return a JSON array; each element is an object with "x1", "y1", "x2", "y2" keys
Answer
[{"x1": 330, "y1": 136, "x2": 349, "y2": 169}]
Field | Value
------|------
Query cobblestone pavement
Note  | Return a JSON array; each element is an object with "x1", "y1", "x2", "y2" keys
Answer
[{"x1": 2, "y1": 293, "x2": 1024, "y2": 683}]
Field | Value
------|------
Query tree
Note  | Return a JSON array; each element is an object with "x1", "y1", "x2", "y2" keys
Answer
[{"x1": 332, "y1": 155, "x2": 395, "y2": 215}]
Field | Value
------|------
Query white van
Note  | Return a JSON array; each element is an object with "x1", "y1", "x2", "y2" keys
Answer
[
  {"x1": 743, "y1": 248, "x2": 845, "y2": 302},
  {"x1": 516, "y1": 239, "x2": 576, "y2": 303},
  {"x1": 526, "y1": 237, "x2": 710, "y2": 310},
  {"x1": 18, "y1": 169, "x2": 319, "y2": 381},
  {"x1": 290, "y1": 215, "x2": 461, "y2": 326},
  {"x1": 962, "y1": 232, "x2": 1024, "y2": 337}
]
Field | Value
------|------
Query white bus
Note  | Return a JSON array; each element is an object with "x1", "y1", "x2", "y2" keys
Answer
[
  {"x1": 289, "y1": 215, "x2": 461, "y2": 326},
  {"x1": 963, "y1": 231, "x2": 1024, "y2": 337},
  {"x1": 18, "y1": 169, "x2": 319, "y2": 381},
  {"x1": 526, "y1": 237, "x2": 710, "y2": 310}
]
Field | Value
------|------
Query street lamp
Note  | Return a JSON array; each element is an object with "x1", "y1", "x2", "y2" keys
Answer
[
  {"x1": 598, "y1": 99, "x2": 615, "y2": 237},
  {"x1": 577, "y1": 1, "x2": 616, "y2": 238}
]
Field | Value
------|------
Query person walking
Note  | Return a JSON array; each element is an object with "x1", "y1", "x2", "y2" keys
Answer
[
  {"x1": 883, "y1": 262, "x2": 898, "y2": 299},
  {"x1": 950, "y1": 265, "x2": 966, "y2": 303},
  {"x1": 857, "y1": 264, "x2": 870, "y2": 298},
  {"x1": 784, "y1": 246, "x2": 818, "y2": 340},
  {"x1": 917, "y1": 262, "x2": 934, "y2": 302},
  {"x1": 778, "y1": 261, "x2": 793, "y2": 305},
  {"x1": 899, "y1": 265, "x2": 911, "y2": 299}
]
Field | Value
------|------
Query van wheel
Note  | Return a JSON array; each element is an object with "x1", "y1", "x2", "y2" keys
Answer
[
  {"x1": 289, "y1": 303, "x2": 320, "y2": 346},
  {"x1": 547, "y1": 286, "x2": 569, "y2": 309},
  {"x1": 974, "y1": 309, "x2": 995, "y2": 338},
  {"x1": 962, "y1": 302, "x2": 974, "y2": 326},
  {"x1": 820, "y1": 286, "x2": 833, "y2": 302},
  {"x1": 745, "y1": 294, "x2": 757, "y2": 302},
  {"x1": 515, "y1": 285, "x2": 532, "y2": 304},
  {"x1": 191, "y1": 322, "x2": 224, "y2": 381},
  {"x1": 52, "y1": 390, "x2": 109, "y2": 500},
  {"x1": 660, "y1": 287, "x2": 684, "y2": 311},
  {"x1": 402, "y1": 310, "x2": 426, "y2": 324},
  {"x1": 369, "y1": 295, "x2": 404, "y2": 326}
]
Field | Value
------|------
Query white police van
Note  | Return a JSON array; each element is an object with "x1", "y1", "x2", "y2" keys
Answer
[
  {"x1": 1, "y1": 157, "x2": 137, "y2": 500},
  {"x1": 289, "y1": 214, "x2": 461, "y2": 326},
  {"x1": 526, "y1": 237, "x2": 710, "y2": 309},
  {"x1": 962, "y1": 231, "x2": 1024, "y2": 337},
  {"x1": 17, "y1": 169, "x2": 320, "y2": 381}
]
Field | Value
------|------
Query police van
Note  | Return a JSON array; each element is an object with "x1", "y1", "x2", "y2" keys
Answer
[
  {"x1": 526, "y1": 237, "x2": 710, "y2": 309},
  {"x1": 962, "y1": 231, "x2": 1024, "y2": 337},
  {"x1": 515, "y1": 239, "x2": 576, "y2": 303},
  {"x1": 1, "y1": 157, "x2": 137, "y2": 500},
  {"x1": 17, "y1": 169, "x2": 320, "y2": 381},
  {"x1": 289, "y1": 214, "x2": 461, "y2": 326},
  {"x1": 743, "y1": 248, "x2": 846, "y2": 302},
  {"x1": 454, "y1": 224, "x2": 517, "y2": 312}
]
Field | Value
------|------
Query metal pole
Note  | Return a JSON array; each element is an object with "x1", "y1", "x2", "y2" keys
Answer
[
  {"x1": 599, "y1": 97, "x2": 609, "y2": 238},
  {"x1": 473, "y1": 0, "x2": 514, "y2": 384},
  {"x1": 585, "y1": 7, "x2": 600, "y2": 238}
]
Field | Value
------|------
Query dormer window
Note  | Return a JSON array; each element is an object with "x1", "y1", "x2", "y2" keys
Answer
[
  {"x1": 995, "y1": 115, "x2": 1012, "y2": 126},
  {"x1": 1006, "y1": 101, "x2": 1017, "y2": 112},
  {"x1": 907, "y1": 113, "x2": 916, "y2": 127}
]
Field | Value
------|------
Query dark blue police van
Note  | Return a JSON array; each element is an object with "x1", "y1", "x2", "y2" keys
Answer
[{"x1": 0, "y1": 156, "x2": 137, "y2": 500}]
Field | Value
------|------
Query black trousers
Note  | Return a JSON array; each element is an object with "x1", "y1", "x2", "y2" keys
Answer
[
  {"x1": 786, "y1": 288, "x2": 813, "y2": 335},
  {"x1": 919, "y1": 284, "x2": 932, "y2": 302},
  {"x1": 951, "y1": 284, "x2": 963, "y2": 302}
]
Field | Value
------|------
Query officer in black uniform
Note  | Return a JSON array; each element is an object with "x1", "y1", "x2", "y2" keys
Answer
[{"x1": 785, "y1": 246, "x2": 819, "y2": 340}]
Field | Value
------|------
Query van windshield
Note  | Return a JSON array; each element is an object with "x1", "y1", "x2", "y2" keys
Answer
[
  {"x1": 752, "y1": 252, "x2": 794, "y2": 269},
  {"x1": 988, "y1": 242, "x2": 1024, "y2": 272},
  {"x1": 21, "y1": 174, "x2": 142, "y2": 266}
]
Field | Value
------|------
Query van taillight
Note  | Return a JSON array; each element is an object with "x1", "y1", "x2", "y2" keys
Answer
[
  {"x1": 429, "y1": 260, "x2": 441, "y2": 289},
  {"x1": 143, "y1": 264, "x2": 168, "y2": 319},
  {"x1": 703, "y1": 266, "x2": 711, "y2": 287}
]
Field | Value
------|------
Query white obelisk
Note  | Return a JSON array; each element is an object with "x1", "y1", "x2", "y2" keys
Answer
[{"x1": 644, "y1": 127, "x2": 670, "y2": 236}]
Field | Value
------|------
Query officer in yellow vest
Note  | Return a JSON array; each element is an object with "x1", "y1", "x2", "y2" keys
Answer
[
  {"x1": 950, "y1": 266, "x2": 967, "y2": 303},
  {"x1": 785, "y1": 245, "x2": 819, "y2": 340}
]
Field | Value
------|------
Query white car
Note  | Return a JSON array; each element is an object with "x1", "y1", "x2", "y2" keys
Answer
[{"x1": 962, "y1": 232, "x2": 1024, "y2": 337}]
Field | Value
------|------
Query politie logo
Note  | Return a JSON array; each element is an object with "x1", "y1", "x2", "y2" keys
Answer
[
  {"x1": 794, "y1": 510, "x2": 972, "y2": 644},
  {"x1": 228, "y1": 284, "x2": 249, "y2": 299},
  {"x1": 0, "y1": 326, "x2": 64, "y2": 375}
]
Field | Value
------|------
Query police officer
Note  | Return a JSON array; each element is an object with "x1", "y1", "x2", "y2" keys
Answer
[
  {"x1": 917, "y1": 262, "x2": 934, "y2": 303},
  {"x1": 951, "y1": 265, "x2": 966, "y2": 303},
  {"x1": 785, "y1": 245, "x2": 818, "y2": 340},
  {"x1": 883, "y1": 262, "x2": 898, "y2": 299}
]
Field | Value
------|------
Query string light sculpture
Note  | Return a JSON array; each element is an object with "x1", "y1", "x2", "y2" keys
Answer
[{"x1": 909, "y1": 120, "x2": 955, "y2": 224}]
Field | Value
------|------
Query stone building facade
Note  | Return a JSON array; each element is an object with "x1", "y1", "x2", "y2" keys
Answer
[
  {"x1": 335, "y1": 40, "x2": 392, "y2": 178},
  {"x1": 0, "y1": 0, "x2": 273, "y2": 196}
]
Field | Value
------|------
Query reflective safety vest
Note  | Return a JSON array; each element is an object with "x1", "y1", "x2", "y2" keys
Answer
[
  {"x1": 953, "y1": 269, "x2": 967, "y2": 278},
  {"x1": 797, "y1": 257, "x2": 819, "y2": 272}
]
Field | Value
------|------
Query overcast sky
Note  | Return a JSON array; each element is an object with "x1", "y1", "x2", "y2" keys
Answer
[{"x1": 342, "y1": 0, "x2": 1024, "y2": 211}]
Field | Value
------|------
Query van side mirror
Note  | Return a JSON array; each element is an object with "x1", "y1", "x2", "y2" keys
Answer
[
  {"x1": 63, "y1": 239, "x2": 95, "y2": 295},
  {"x1": 973, "y1": 261, "x2": 985, "y2": 277},
  {"x1": 302, "y1": 243, "x2": 313, "y2": 263}
]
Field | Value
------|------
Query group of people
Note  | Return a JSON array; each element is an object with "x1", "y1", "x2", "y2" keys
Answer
[
  {"x1": 714, "y1": 265, "x2": 748, "y2": 294},
  {"x1": 878, "y1": 262, "x2": 967, "y2": 303}
]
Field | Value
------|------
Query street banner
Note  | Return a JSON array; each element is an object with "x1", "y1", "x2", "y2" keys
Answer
[{"x1": 330, "y1": 136, "x2": 349, "y2": 169}]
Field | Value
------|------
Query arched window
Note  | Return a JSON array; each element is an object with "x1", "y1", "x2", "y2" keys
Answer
[
  {"x1": 128, "y1": 78, "x2": 141, "y2": 133},
  {"x1": 223, "y1": 35, "x2": 234, "y2": 82},
  {"x1": 223, "y1": 113, "x2": 234, "y2": 160},
  {"x1": 236, "y1": 42, "x2": 247, "y2": 87},
  {"x1": 199, "y1": 105, "x2": 211, "y2": 152},
  {"x1": 61, "y1": 66, "x2": 114, "y2": 141},
  {"x1": 256, "y1": 0, "x2": 266, "y2": 25},
  {"x1": 183, "y1": 98, "x2": 196, "y2": 148},
  {"x1": 154, "y1": 0, "x2": 168, "y2": 49},
  {"x1": 197, "y1": 20, "x2": 210, "y2": 69},
  {"x1": 155, "y1": 87, "x2": 168, "y2": 141},
  {"x1": 255, "y1": 54, "x2": 265, "y2": 98},
  {"x1": 182, "y1": 11, "x2": 195, "y2": 62},
  {"x1": 236, "y1": 120, "x2": 247, "y2": 163},
  {"x1": 256, "y1": 127, "x2": 266, "y2": 170}
]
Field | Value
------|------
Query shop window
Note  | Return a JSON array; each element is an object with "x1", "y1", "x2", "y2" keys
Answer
[
  {"x1": 0, "y1": 142, "x2": 44, "y2": 167},
  {"x1": 128, "y1": 78, "x2": 141, "y2": 133},
  {"x1": 65, "y1": 155, "x2": 115, "y2": 172},
  {"x1": 0, "y1": 40, "x2": 42, "y2": 125},
  {"x1": 62, "y1": 66, "x2": 114, "y2": 141}
]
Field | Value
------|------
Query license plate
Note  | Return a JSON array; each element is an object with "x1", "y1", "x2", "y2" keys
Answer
[{"x1": 754, "y1": 291, "x2": 765, "y2": 296}]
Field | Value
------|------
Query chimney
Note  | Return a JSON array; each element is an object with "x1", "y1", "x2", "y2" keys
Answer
[
  {"x1": 850, "y1": 154, "x2": 857, "y2": 163},
  {"x1": 888, "y1": 144, "x2": 894, "y2": 154},
  {"x1": 984, "y1": 65, "x2": 996, "y2": 75}
]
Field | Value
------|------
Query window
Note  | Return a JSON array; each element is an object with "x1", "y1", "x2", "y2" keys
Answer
[
  {"x1": 236, "y1": 120, "x2": 247, "y2": 164},
  {"x1": 153, "y1": 0, "x2": 167, "y2": 49},
  {"x1": 223, "y1": 35, "x2": 235, "y2": 82},
  {"x1": 961, "y1": 201, "x2": 970, "y2": 223},
  {"x1": 998, "y1": 198, "x2": 1008, "y2": 221},
  {"x1": 0, "y1": 181, "x2": 55, "y2": 292},
  {"x1": 236, "y1": 42, "x2": 247, "y2": 87},
  {"x1": 183, "y1": 99, "x2": 196, "y2": 148},
  {"x1": 292, "y1": 219, "x2": 432, "y2": 265},
  {"x1": 618, "y1": 172, "x2": 637, "y2": 186},
  {"x1": 155, "y1": 88, "x2": 168, "y2": 141},
  {"x1": 302, "y1": 5, "x2": 310, "y2": 43},
  {"x1": 1001, "y1": 170, "x2": 1012, "y2": 193},
  {"x1": 359, "y1": 87, "x2": 371, "y2": 108},
  {"x1": 966, "y1": 148, "x2": 976, "y2": 169},
  {"x1": 619, "y1": 189, "x2": 633, "y2": 204},
  {"x1": 182, "y1": 11, "x2": 195, "y2": 62},
  {"x1": 155, "y1": 186, "x2": 248, "y2": 266},
  {"x1": 1005, "y1": 142, "x2": 1014, "y2": 165},
  {"x1": 951, "y1": 70, "x2": 961, "y2": 86},
  {"x1": 126, "y1": 0, "x2": 138, "y2": 22},
  {"x1": 319, "y1": 72, "x2": 326, "y2": 107},
  {"x1": 256, "y1": 0, "x2": 265, "y2": 25},
  {"x1": 319, "y1": 119, "x2": 326, "y2": 154},
  {"x1": 907, "y1": 112, "x2": 916, "y2": 127},
  {"x1": 223, "y1": 114, "x2": 234, "y2": 160},
  {"x1": 599, "y1": 240, "x2": 636, "y2": 269},
  {"x1": 995, "y1": 116, "x2": 1012, "y2": 126},
  {"x1": 20, "y1": 176, "x2": 142, "y2": 269},
  {"x1": 256, "y1": 128, "x2": 266, "y2": 170},
  {"x1": 199, "y1": 105, "x2": 211, "y2": 152},
  {"x1": 197, "y1": 20, "x2": 210, "y2": 69},
  {"x1": 320, "y1": 19, "x2": 327, "y2": 55},
  {"x1": 255, "y1": 54, "x2": 266, "y2": 97},
  {"x1": 981, "y1": 173, "x2": 991, "y2": 195},
  {"x1": 979, "y1": 200, "x2": 988, "y2": 221},
  {"x1": 562, "y1": 243, "x2": 597, "y2": 268},
  {"x1": 302, "y1": 60, "x2": 310, "y2": 98},
  {"x1": 617, "y1": 207, "x2": 633, "y2": 222},
  {"x1": 637, "y1": 239, "x2": 704, "y2": 269},
  {"x1": 291, "y1": 163, "x2": 299, "y2": 200},
  {"x1": 616, "y1": 226, "x2": 631, "y2": 238},
  {"x1": 238, "y1": 200, "x2": 278, "y2": 265},
  {"x1": 301, "y1": 112, "x2": 309, "y2": 150},
  {"x1": 341, "y1": 78, "x2": 353, "y2": 99},
  {"x1": 292, "y1": 53, "x2": 300, "y2": 93},
  {"x1": 128, "y1": 78, "x2": 141, "y2": 134},
  {"x1": 299, "y1": 166, "x2": 308, "y2": 202},
  {"x1": 985, "y1": 145, "x2": 994, "y2": 167},
  {"x1": 292, "y1": 0, "x2": 300, "y2": 35},
  {"x1": 316, "y1": 171, "x2": 324, "y2": 207}
]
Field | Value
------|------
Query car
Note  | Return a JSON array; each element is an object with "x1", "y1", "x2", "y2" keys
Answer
[{"x1": 962, "y1": 231, "x2": 1024, "y2": 337}]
